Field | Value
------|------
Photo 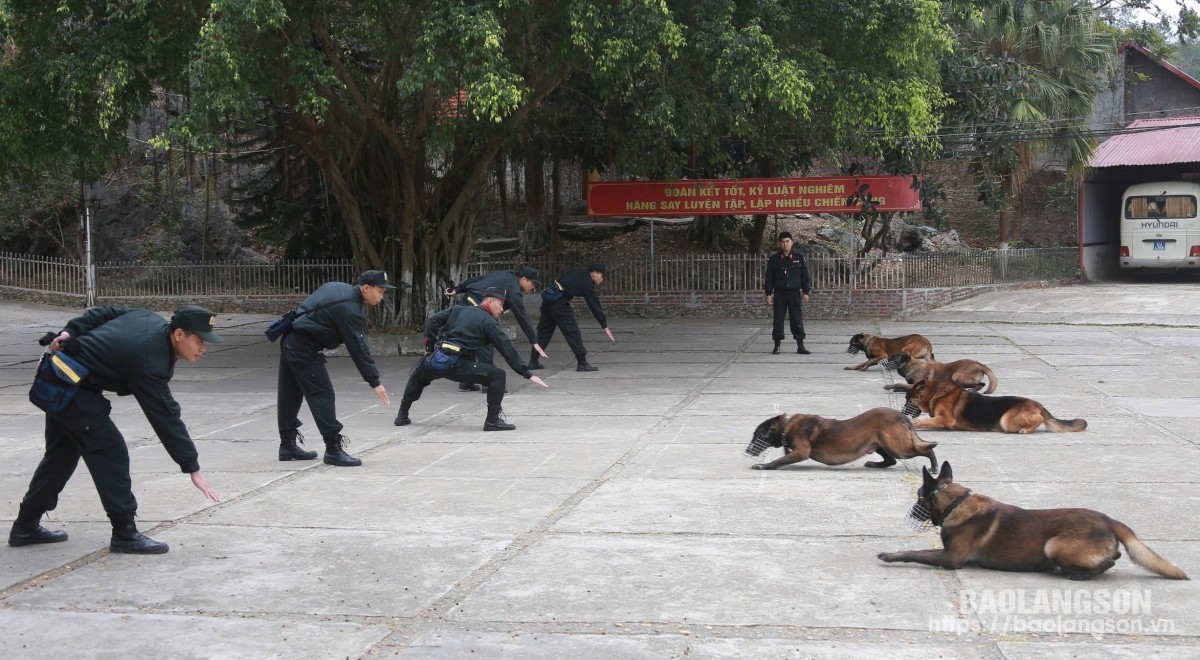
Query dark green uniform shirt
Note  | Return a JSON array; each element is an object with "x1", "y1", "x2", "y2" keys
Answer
[
  {"x1": 423, "y1": 306, "x2": 533, "y2": 379},
  {"x1": 455, "y1": 270, "x2": 537, "y2": 344},
  {"x1": 291, "y1": 282, "x2": 382, "y2": 388},
  {"x1": 61, "y1": 306, "x2": 201, "y2": 473},
  {"x1": 554, "y1": 268, "x2": 608, "y2": 329}
]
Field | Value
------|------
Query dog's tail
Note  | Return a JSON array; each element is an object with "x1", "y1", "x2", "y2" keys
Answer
[
  {"x1": 1112, "y1": 521, "x2": 1189, "y2": 579},
  {"x1": 980, "y1": 365, "x2": 998, "y2": 394},
  {"x1": 1041, "y1": 407, "x2": 1087, "y2": 432}
]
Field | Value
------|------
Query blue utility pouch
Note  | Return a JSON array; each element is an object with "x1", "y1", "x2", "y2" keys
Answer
[
  {"x1": 264, "y1": 310, "x2": 300, "y2": 342},
  {"x1": 428, "y1": 342, "x2": 462, "y2": 374},
  {"x1": 29, "y1": 351, "x2": 90, "y2": 414},
  {"x1": 540, "y1": 280, "x2": 565, "y2": 304}
]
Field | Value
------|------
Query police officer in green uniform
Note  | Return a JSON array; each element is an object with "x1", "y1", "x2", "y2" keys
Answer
[
  {"x1": 8, "y1": 305, "x2": 222, "y2": 555},
  {"x1": 394, "y1": 288, "x2": 548, "y2": 430},
  {"x1": 277, "y1": 270, "x2": 394, "y2": 467},
  {"x1": 444, "y1": 265, "x2": 548, "y2": 391},
  {"x1": 764, "y1": 232, "x2": 813, "y2": 354},
  {"x1": 528, "y1": 263, "x2": 615, "y2": 372}
]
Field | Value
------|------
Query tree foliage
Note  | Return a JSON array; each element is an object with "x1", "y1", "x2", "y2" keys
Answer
[
  {"x1": 1, "y1": 1, "x2": 952, "y2": 321},
  {"x1": 939, "y1": 0, "x2": 1115, "y2": 247}
]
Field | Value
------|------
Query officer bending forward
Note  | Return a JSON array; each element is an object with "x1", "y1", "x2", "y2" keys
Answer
[
  {"x1": 394, "y1": 288, "x2": 548, "y2": 430},
  {"x1": 9, "y1": 306, "x2": 222, "y2": 555}
]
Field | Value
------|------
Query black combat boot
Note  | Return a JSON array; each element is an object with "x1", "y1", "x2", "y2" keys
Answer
[
  {"x1": 279, "y1": 430, "x2": 318, "y2": 461},
  {"x1": 772, "y1": 340, "x2": 781, "y2": 355},
  {"x1": 8, "y1": 505, "x2": 68, "y2": 547},
  {"x1": 109, "y1": 516, "x2": 168, "y2": 554},
  {"x1": 324, "y1": 435, "x2": 362, "y2": 466},
  {"x1": 483, "y1": 405, "x2": 516, "y2": 431},
  {"x1": 576, "y1": 357, "x2": 599, "y2": 372},
  {"x1": 394, "y1": 400, "x2": 413, "y2": 426},
  {"x1": 797, "y1": 341, "x2": 811, "y2": 355},
  {"x1": 458, "y1": 382, "x2": 481, "y2": 392},
  {"x1": 528, "y1": 349, "x2": 543, "y2": 370}
]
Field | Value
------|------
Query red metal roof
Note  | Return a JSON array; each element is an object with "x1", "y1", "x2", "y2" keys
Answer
[{"x1": 1090, "y1": 117, "x2": 1200, "y2": 167}]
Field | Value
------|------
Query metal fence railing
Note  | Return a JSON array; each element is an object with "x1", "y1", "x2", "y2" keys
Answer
[
  {"x1": 466, "y1": 248, "x2": 1078, "y2": 292},
  {"x1": 2, "y1": 248, "x2": 1076, "y2": 307},
  {"x1": 93, "y1": 260, "x2": 357, "y2": 298}
]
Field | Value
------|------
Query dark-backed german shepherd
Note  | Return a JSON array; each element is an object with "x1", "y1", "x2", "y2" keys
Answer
[
  {"x1": 883, "y1": 352, "x2": 998, "y2": 394},
  {"x1": 879, "y1": 462, "x2": 1188, "y2": 580},
  {"x1": 845, "y1": 333, "x2": 934, "y2": 371},
  {"x1": 904, "y1": 379, "x2": 1086, "y2": 433},
  {"x1": 745, "y1": 407, "x2": 937, "y2": 471}
]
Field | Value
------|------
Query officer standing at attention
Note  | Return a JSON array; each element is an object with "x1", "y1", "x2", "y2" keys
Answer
[
  {"x1": 277, "y1": 270, "x2": 393, "y2": 467},
  {"x1": 528, "y1": 263, "x2": 615, "y2": 372},
  {"x1": 8, "y1": 305, "x2": 222, "y2": 555},
  {"x1": 764, "y1": 231, "x2": 813, "y2": 354},
  {"x1": 394, "y1": 288, "x2": 548, "y2": 430},
  {"x1": 444, "y1": 265, "x2": 548, "y2": 391}
]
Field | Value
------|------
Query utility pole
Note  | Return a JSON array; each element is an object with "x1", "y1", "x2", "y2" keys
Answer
[{"x1": 81, "y1": 179, "x2": 104, "y2": 308}]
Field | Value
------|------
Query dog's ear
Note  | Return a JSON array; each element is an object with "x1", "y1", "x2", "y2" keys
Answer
[
  {"x1": 921, "y1": 466, "x2": 935, "y2": 488},
  {"x1": 773, "y1": 414, "x2": 788, "y2": 434},
  {"x1": 849, "y1": 333, "x2": 863, "y2": 345},
  {"x1": 939, "y1": 461, "x2": 953, "y2": 482}
]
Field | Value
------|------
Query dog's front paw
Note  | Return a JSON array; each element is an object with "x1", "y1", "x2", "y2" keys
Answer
[
  {"x1": 750, "y1": 463, "x2": 772, "y2": 471},
  {"x1": 877, "y1": 552, "x2": 898, "y2": 562},
  {"x1": 863, "y1": 461, "x2": 885, "y2": 469}
]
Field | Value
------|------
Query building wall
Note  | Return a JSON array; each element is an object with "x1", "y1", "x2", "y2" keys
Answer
[{"x1": 1124, "y1": 50, "x2": 1200, "y2": 120}]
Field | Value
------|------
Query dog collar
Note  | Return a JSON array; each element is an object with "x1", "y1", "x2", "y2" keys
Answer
[{"x1": 935, "y1": 489, "x2": 972, "y2": 526}]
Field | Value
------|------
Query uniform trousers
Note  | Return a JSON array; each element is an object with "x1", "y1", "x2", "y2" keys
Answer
[
  {"x1": 535, "y1": 299, "x2": 587, "y2": 359},
  {"x1": 277, "y1": 331, "x2": 343, "y2": 441},
  {"x1": 403, "y1": 356, "x2": 508, "y2": 406},
  {"x1": 772, "y1": 289, "x2": 806, "y2": 342},
  {"x1": 20, "y1": 387, "x2": 137, "y2": 521}
]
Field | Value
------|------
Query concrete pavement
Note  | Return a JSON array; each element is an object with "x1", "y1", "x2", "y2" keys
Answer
[{"x1": 1, "y1": 281, "x2": 1199, "y2": 659}]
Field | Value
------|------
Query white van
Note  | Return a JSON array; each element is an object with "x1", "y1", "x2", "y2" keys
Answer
[{"x1": 1120, "y1": 181, "x2": 1200, "y2": 269}]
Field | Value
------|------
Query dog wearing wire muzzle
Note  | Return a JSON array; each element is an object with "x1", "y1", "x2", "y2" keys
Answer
[
  {"x1": 745, "y1": 408, "x2": 937, "y2": 472},
  {"x1": 881, "y1": 352, "x2": 998, "y2": 395},
  {"x1": 879, "y1": 461, "x2": 1188, "y2": 580},
  {"x1": 845, "y1": 333, "x2": 934, "y2": 371}
]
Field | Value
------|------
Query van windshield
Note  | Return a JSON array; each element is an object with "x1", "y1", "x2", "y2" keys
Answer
[{"x1": 1124, "y1": 195, "x2": 1197, "y2": 219}]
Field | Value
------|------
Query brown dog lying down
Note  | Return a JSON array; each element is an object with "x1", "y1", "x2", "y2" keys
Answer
[
  {"x1": 845, "y1": 333, "x2": 934, "y2": 371},
  {"x1": 745, "y1": 407, "x2": 937, "y2": 471},
  {"x1": 879, "y1": 462, "x2": 1188, "y2": 580},
  {"x1": 903, "y1": 379, "x2": 1086, "y2": 433},
  {"x1": 883, "y1": 352, "x2": 998, "y2": 394}
]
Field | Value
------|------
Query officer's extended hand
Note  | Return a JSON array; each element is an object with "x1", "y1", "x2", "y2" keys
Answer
[
  {"x1": 604, "y1": 328, "x2": 615, "y2": 342},
  {"x1": 534, "y1": 343, "x2": 548, "y2": 358},
  {"x1": 190, "y1": 470, "x2": 220, "y2": 502},
  {"x1": 373, "y1": 384, "x2": 390, "y2": 405},
  {"x1": 766, "y1": 294, "x2": 774, "y2": 305},
  {"x1": 529, "y1": 375, "x2": 549, "y2": 388},
  {"x1": 445, "y1": 288, "x2": 456, "y2": 297},
  {"x1": 48, "y1": 331, "x2": 71, "y2": 353},
  {"x1": 802, "y1": 293, "x2": 810, "y2": 302}
]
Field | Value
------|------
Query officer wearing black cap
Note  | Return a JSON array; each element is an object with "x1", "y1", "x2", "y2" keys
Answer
[
  {"x1": 444, "y1": 265, "x2": 547, "y2": 391},
  {"x1": 276, "y1": 270, "x2": 393, "y2": 466},
  {"x1": 394, "y1": 287, "x2": 549, "y2": 430},
  {"x1": 8, "y1": 305, "x2": 222, "y2": 555},
  {"x1": 765, "y1": 231, "x2": 812, "y2": 354},
  {"x1": 529, "y1": 263, "x2": 615, "y2": 372}
]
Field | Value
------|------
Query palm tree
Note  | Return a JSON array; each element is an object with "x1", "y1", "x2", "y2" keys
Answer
[{"x1": 944, "y1": 0, "x2": 1115, "y2": 247}]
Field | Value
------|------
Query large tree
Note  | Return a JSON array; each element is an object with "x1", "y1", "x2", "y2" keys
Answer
[
  {"x1": 941, "y1": 0, "x2": 1115, "y2": 247},
  {"x1": 2, "y1": 0, "x2": 951, "y2": 321}
]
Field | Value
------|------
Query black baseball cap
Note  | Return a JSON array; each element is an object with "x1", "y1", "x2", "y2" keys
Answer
[
  {"x1": 517, "y1": 266, "x2": 540, "y2": 284},
  {"x1": 357, "y1": 270, "x2": 397, "y2": 289},
  {"x1": 481, "y1": 286, "x2": 507, "y2": 301},
  {"x1": 171, "y1": 305, "x2": 224, "y2": 343},
  {"x1": 588, "y1": 262, "x2": 607, "y2": 275}
]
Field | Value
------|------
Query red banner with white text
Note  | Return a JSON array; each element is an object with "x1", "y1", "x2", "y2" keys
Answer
[{"x1": 586, "y1": 176, "x2": 921, "y2": 217}]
